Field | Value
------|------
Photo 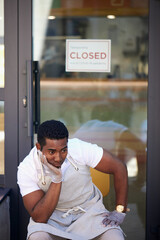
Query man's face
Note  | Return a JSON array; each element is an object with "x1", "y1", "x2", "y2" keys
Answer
[{"x1": 37, "y1": 138, "x2": 68, "y2": 168}]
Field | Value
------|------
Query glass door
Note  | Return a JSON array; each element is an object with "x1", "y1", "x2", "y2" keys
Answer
[{"x1": 33, "y1": 0, "x2": 148, "y2": 239}]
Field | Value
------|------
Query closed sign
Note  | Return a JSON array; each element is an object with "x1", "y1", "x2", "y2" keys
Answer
[{"x1": 66, "y1": 39, "x2": 111, "y2": 72}]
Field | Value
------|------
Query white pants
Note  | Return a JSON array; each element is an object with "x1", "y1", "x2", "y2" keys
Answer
[{"x1": 28, "y1": 229, "x2": 124, "y2": 240}]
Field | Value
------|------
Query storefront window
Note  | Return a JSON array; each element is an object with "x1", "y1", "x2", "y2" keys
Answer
[{"x1": 33, "y1": 0, "x2": 148, "y2": 238}]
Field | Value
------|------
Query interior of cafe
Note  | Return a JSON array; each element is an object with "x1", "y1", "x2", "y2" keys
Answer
[
  {"x1": 0, "y1": 0, "x2": 149, "y2": 239},
  {"x1": 31, "y1": 1, "x2": 148, "y2": 239}
]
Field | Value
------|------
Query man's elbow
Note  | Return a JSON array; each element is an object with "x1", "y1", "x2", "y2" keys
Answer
[
  {"x1": 116, "y1": 161, "x2": 128, "y2": 178},
  {"x1": 121, "y1": 162, "x2": 128, "y2": 176},
  {"x1": 31, "y1": 213, "x2": 49, "y2": 223}
]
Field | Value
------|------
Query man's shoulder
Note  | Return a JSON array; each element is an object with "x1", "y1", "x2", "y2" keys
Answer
[
  {"x1": 68, "y1": 138, "x2": 98, "y2": 158},
  {"x1": 68, "y1": 138, "x2": 103, "y2": 167},
  {"x1": 18, "y1": 146, "x2": 37, "y2": 171},
  {"x1": 68, "y1": 138, "x2": 90, "y2": 149},
  {"x1": 67, "y1": 138, "x2": 88, "y2": 162},
  {"x1": 68, "y1": 137, "x2": 81, "y2": 145}
]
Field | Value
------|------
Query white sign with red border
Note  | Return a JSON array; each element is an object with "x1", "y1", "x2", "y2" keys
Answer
[{"x1": 66, "y1": 39, "x2": 111, "y2": 72}]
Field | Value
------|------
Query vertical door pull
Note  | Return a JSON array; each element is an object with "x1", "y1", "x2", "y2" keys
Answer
[
  {"x1": 33, "y1": 61, "x2": 40, "y2": 133},
  {"x1": 26, "y1": 60, "x2": 33, "y2": 137}
]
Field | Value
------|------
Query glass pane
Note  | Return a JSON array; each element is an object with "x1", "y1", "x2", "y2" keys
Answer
[
  {"x1": 0, "y1": 0, "x2": 4, "y2": 88},
  {"x1": 33, "y1": 0, "x2": 148, "y2": 238},
  {"x1": 0, "y1": 102, "x2": 4, "y2": 174}
]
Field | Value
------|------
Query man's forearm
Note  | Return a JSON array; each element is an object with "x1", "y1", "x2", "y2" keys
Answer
[
  {"x1": 94, "y1": 149, "x2": 128, "y2": 211},
  {"x1": 114, "y1": 163, "x2": 128, "y2": 212},
  {"x1": 29, "y1": 182, "x2": 61, "y2": 223}
]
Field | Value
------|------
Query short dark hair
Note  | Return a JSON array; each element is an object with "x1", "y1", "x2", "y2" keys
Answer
[{"x1": 37, "y1": 120, "x2": 69, "y2": 148}]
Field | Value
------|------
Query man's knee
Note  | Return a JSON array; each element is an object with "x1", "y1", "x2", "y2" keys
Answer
[
  {"x1": 28, "y1": 231, "x2": 53, "y2": 240},
  {"x1": 96, "y1": 229, "x2": 124, "y2": 240}
]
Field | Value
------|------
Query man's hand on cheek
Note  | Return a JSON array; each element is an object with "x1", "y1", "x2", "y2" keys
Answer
[{"x1": 38, "y1": 150, "x2": 62, "y2": 183}]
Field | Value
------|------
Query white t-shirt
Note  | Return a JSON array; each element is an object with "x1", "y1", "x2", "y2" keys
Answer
[{"x1": 17, "y1": 138, "x2": 103, "y2": 197}]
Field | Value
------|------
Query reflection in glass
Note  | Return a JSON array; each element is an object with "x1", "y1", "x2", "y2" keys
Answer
[
  {"x1": 0, "y1": 102, "x2": 4, "y2": 174},
  {"x1": 33, "y1": 1, "x2": 148, "y2": 238},
  {"x1": 0, "y1": 0, "x2": 4, "y2": 88}
]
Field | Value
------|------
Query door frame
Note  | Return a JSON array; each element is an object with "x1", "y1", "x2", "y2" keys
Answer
[
  {"x1": 146, "y1": 0, "x2": 160, "y2": 239},
  {"x1": 4, "y1": 0, "x2": 32, "y2": 239},
  {"x1": 4, "y1": 0, "x2": 19, "y2": 239}
]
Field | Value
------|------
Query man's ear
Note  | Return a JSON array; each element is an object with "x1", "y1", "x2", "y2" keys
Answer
[{"x1": 36, "y1": 142, "x2": 41, "y2": 150}]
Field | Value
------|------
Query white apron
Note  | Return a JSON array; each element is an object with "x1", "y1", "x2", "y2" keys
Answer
[{"x1": 27, "y1": 156, "x2": 123, "y2": 240}]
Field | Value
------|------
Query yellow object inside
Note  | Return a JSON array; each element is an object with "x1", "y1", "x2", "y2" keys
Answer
[{"x1": 90, "y1": 168, "x2": 110, "y2": 197}]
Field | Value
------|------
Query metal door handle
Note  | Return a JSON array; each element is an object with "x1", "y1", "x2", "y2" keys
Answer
[
  {"x1": 33, "y1": 61, "x2": 40, "y2": 133},
  {"x1": 26, "y1": 60, "x2": 33, "y2": 137}
]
